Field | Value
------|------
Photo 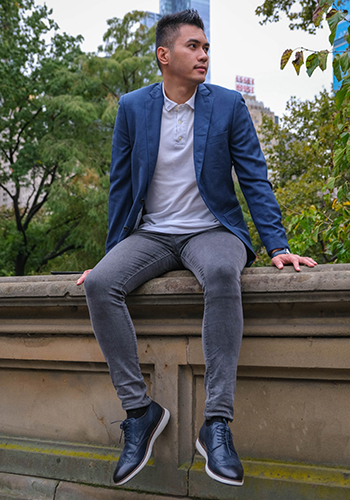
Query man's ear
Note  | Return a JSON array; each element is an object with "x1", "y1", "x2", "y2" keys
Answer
[{"x1": 157, "y1": 46, "x2": 169, "y2": 67}]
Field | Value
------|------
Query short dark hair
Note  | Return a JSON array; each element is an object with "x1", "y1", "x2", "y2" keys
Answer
[{"x1": 155, "y1": 9, "x2": 205, "y2": 69}]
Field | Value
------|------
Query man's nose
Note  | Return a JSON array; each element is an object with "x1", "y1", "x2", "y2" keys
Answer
[{"x1": 198, "y1": 49, "x2": 208, "y2": 60}]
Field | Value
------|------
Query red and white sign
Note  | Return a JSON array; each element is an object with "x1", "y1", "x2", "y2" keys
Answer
[{"x1": 235, "y1": 75, "x2": 255, "y2": 95}]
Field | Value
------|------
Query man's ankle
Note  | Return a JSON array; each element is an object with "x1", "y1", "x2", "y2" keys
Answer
[
  {"x1": 205, "y1": 416, "x2": 226, "y2": 426},
  {"x1": 126, "y1": 404, "x2": 150, "y2": 420}
]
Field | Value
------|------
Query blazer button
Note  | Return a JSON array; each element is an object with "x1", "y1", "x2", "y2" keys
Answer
[
  {"x1": 140, "y1": 198, "x2": 145, "y2": 204},
  {"x1": 124, "y1": 226, "x2": 129, "y2": 231}
]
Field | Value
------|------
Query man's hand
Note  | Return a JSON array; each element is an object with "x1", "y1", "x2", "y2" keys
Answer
[
  {"x1": 271, "y1": 253, "x2": 317, "y2": 272},
  {"x1": 76, "y1": 269, "x2": 92, "y2": 285}
]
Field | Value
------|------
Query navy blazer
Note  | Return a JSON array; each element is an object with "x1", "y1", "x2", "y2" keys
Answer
[{"x1": 106, "y1": 82, "x2": 289, "y2": 266}]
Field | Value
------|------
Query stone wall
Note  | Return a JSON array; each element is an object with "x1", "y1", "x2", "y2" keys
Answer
[{"x1": 0, "y1": 264, "x2": 350, "y2": 500}]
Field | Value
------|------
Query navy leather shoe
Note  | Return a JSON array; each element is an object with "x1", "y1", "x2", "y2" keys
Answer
[
  {"x1": 113, "y1": 401, "x2": 170, "y2": 485},
  {"x1": 196, "y1": 419, "x2": 244, "y2": 486}
]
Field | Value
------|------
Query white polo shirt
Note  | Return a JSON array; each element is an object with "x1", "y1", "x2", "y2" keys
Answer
[{"x1": 140, "y1": 86, "x2": 220, "y2": 233}]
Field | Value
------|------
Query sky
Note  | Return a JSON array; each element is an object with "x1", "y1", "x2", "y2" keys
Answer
[{"x1": 41, "y1": 0, "x2": 333, "y2": 118}]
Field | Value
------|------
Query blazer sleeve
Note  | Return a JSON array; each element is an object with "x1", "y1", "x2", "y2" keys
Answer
[
  {"x1": 230, "y1": 94, "x2": 289, "y2": 254},
  {"x1": 106, "y1": 97, "x2": 133, "y2": 253}
]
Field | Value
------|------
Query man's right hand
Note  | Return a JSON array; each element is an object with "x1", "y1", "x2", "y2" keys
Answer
[{"x1": 76, "y1": 269, "x2": 92, "y2": 285}]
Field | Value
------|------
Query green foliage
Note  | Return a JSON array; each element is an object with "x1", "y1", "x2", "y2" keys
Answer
[
  {"x1": 98, "y1": 11, "x2": 161, "y2": 96},
  {"x1": 277, "y1": 2, "x2": 350, "y2": 263},
  {"x1": 0, "y1": 4, "x2": 159, "y2": 275},
  {"x1": 249, "y1": 91, "x2": 338, "y2": 263},
  {"x1": 255, "y1": 0, "x2": 346, "y2": 33},
  {"x1": 0, "y1": 0, "x2": 112, "y2": 276}
]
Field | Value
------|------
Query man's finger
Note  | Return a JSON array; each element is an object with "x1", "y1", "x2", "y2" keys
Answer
[
  {"x1": 76, "y1": 269, "x2": 92, "y2": 285},
  {"x1": 291, "y1": 255, "x2": 301, "y2": 272},
  {"x1": 299, "y1": 256, "x2": 317, "y2": 267},
  {"x1": 272, "y1": 253, "x2": 317, "y2": 272},
  {"x1": 272, "y1": 257, "x2": 284, "y2": 269}
]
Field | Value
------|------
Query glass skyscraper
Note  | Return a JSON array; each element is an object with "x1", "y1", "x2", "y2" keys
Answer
[
  {"x1": 159, "y1": 0, "x2": 211, "y2": 82},
  {"x1": 333, "y1": 1, "x2": 350, "y2": 91}
]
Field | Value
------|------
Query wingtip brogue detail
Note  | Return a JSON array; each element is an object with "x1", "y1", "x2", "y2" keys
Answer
[
  {"x1": 196, "y1": 419, "x2": 244, "y2": 486},
  {"x1": 113, "y1": 401, "x2": 170, "y2": 486}
]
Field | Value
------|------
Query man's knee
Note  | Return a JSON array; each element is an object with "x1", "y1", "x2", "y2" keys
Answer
[
  {"x1": 204, "y1": 262, "x2": 242, "y2": 296},
  {"x1": 84, "y1": 267, "x2": 109, "y2": 299},
  {"x1": 84, "y1": 266, "x2": 127, "y2": 305},
  {"x1": 209, "y1": 261, "x2": 241, "y2": 282}
]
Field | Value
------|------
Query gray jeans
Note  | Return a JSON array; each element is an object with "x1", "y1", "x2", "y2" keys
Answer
[{"x1": 84, "y1": 226, "x2": 247, "y2": 420}]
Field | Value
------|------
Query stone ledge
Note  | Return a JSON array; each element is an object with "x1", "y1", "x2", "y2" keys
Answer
[
  {"x1": 0, "y1": 264, "x2": 349, "y2": 300},
  {"x1": 0, "y1": 265, "x2": 349, "y2": 339},
  {"x1": 1, "y1": 456, "x2": 350, "y2": 500}
]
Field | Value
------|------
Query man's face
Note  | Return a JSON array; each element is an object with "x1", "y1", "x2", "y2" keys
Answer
[{"x1": 166, "y1": 24, "x2": 209, "y2": 85}]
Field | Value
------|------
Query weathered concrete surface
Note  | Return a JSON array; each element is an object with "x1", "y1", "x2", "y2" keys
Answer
[
  {"x1": 0, "y1": 472, "x2": 190, "y2": 500},
  {"x1": 190, "y1": 457, "x2": 350, "y2": 500},
  {"x1": 0, "y1": 264, "x2": 349, "y2": 499},
  {"x1": 1, "y1": 462, "x2": 350, "y2": 500},
  {"x1": 0, "y1": 472, "x2": 57, "y2": 500},
  {"x1": 55, "y1": 480, "x2": 191, "y2": 500}
]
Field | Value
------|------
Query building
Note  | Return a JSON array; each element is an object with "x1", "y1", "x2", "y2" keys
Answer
[
  {"x1": 244, "y1": 94, "x2": 277, "y2": 133},
  {"x1": 0, "y1": 187, "x2": 11, "y2": 208},
  {"x1": 159, "y1": 0, "x2": 211, "y2": 82},
  {"x1": 333, "y1": 1, "x2": 350, "y2": 91},
  {"x1": 242, "y1": 94, "x2": 278, "y2": 155},
  {"x1": 235, "y1": 75, "x2": 277, "y2": 147},
  {"x1": 0, "y1": 182, "x2": 32, "y2": 210},
  {"x1": 143, "y1": 11, "x2": 162, "y2": 30}
]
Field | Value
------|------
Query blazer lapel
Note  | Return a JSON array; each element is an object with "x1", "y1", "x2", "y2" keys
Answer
[
  {"x1": 145, "y1": 83, "x2": 164, "y2": 186},
  {"x1": 194, "y1": 84, "x2": 213, "y2": 178}
]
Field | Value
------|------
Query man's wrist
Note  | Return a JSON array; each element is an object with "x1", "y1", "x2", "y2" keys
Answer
[{"x1": 270, "y1": 248, "x2": 291, "y2": 259}]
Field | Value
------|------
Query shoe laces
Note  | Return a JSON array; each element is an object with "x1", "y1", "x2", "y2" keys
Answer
[
  {"x1": 120, "y1": 419, "x2": 132, "y2": 444},
  {"x1": 111, "y1": 418, "x2": 132, "y2": 444},
  {"x1": 216, "y1": 419, "x2": 235, "y2": 455}
]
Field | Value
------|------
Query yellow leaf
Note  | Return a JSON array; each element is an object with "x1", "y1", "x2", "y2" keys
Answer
[
  {"x1": 281, "y1": 49, "x2": 293, "y2": 70},
  {"x1": 292, "y1": 51, "x2": 304, "y2": 75}
]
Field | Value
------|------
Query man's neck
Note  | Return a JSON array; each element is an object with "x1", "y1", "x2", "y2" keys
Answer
[{"x1": 163, "y1": 80, "x2": 198, "y2": 104}]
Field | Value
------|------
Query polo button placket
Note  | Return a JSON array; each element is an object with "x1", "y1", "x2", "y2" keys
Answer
[{"x1": 175, "y1": 104, "x2": 187, "y2": 148}]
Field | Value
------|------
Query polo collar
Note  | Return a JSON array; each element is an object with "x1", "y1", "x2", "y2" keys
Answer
[{"x1": 162, "y1": 83, "x2": 197, "y2": 111}]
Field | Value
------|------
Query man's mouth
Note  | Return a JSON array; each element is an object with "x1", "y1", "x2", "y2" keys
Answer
[{"x1": 195, "y1": 66, "x2": 207, "y2": 72}]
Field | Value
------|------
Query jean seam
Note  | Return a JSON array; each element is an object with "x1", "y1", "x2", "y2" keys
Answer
[{"x1": 181, "y1": 254, "x2": 214, "y2": 412}]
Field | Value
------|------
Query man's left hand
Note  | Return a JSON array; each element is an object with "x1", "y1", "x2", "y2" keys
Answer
[{"x1": 271, "y1": 253, "x2": 317, "y2": 272}]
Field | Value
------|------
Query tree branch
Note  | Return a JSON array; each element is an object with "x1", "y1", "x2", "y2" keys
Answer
[
  {"x1": 0, "y1": 147, "x2": 11, "y2": 163},
  {"x1": 22, "y1": 164, "x2": 58, "y2": 230},
  {"x1": 13, "y1": 106, "x2": 43, "y2": 155},
  {"x1": 36, "y1": 219, "x2": 81, "y2": 271},
  {"x1": 0, "y1": 182, "x2": 14, "y2": 200}
]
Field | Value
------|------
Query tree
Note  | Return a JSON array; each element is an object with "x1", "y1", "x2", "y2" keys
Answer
[
  {"x1": 97, "y1": 11, "x2": 161, "y2": 97},
  {"x1": 253, "y1": 0, "x2": 350, "y2": 263},
  {"x1": 255, "y1": 0, "x2": 346, "y2": 33},
  {"x1": 257, "y1": 90, "x2": 339, "y2": 262},
  {"x1": 0, "y1": 0, "x2": 110, "y2": 275},
  {"x1": 0, "y1": 4, "x2": 159, "y2": 276}
]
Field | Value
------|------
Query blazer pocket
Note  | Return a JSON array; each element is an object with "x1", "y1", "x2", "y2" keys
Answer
[{"x1": 223, "y1": 204, "x2": 244, "y2": 226}]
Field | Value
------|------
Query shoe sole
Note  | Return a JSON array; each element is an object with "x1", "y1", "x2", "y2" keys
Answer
[
  {"x1": 114, "y1": 407, "x2": 170, "y2": 486},
  {"x1": 195, "y1": 438, "x2": 244, "y2": 487}
]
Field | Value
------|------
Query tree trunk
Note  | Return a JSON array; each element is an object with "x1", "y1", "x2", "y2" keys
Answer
[{"x1": 15, "y1": 252, "x2": 28, "y2": 276}]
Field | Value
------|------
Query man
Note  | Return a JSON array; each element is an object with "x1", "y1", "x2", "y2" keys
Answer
[{"x1": 77, "y1": 9, "x2": 316, "y2": 487}]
